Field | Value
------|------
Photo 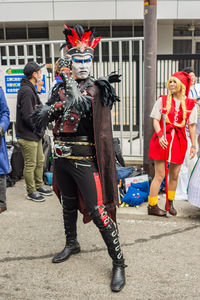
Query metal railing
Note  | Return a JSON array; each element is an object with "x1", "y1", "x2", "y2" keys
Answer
[
  {"x1": 1, "y1": 41, "x2": 199, "y2": 160},
  {"x1": 157, "y1": 54, "x2": 200, "y2": 97},
  {"x1": 0, "y1": 37, "x2": 144, "y2": 160}
]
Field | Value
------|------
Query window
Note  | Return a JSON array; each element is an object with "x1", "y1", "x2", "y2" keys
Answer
[
  {"x1": 173, "y1": 40, "x2": 192, "y2": 54},
  {"x1": 94, "y1": 26, "x2": 110, "y2": 38},
  {"x1": 28, "y1": 27, "x2": 49, "y2": 39},
  {"x1": 194, "y1": 29, "x2": 200, "y2": 36},
  {"x1": 134, "y1": 26, "x2": 143, "y2": 37},
  {"x1": 173, "y1": 28, "x2": 192, "y2": 37},
  {"x1": 112, "y1": 26, "x2": 132, "y2": 38},
  {"x1": 6, "y1": 27, "x2": 26, "y2": 39},
  {"x1": 0, "y1": 29, "x2": 4, "y2": 40},
  {"x1": 91, "y1": 27, "x2": 110, "y2": 61},
  {"x1": 111, "y1": 26, "x2": 132, "y2": 59},
  {"x1": 133, "y1": 26, "x2": 143, "y2": 55}
]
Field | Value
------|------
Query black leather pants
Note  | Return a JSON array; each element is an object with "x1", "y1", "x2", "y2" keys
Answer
[{"x1": 54, "y1": 157, "x2": 123, "y2": 262}]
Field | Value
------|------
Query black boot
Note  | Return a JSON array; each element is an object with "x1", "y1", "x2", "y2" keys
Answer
[
  {"x1": 91, "y1": 206, "x2": 126, "y2": 292},
  {"x1": 111, "y1": 259, "x2": 126, "y2": 292},
  {"x1": 52, "y1": 204, "x2": 80, "y2": 263},
  {"x1": 52, "y1": 238, "x2": 80, "y2": 263}
]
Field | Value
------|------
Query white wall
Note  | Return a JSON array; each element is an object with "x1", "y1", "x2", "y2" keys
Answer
[
  {"x1": 0, "y1": 1, "x2": 54, "y2": 22},
  {"x1": 0, "y1": 0, "x2": 200, "y2": 23},
  {"x1": 157, "y1": 24, "x2": 173, "y2": 54}
]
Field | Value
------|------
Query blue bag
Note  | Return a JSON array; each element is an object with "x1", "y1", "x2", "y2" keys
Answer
[
  {"x1": 45, "y1": 172, "x2": 53, "y2": 186},
  {"x1": 116, "y1": 166, "x2": 134, "y2": 183}
]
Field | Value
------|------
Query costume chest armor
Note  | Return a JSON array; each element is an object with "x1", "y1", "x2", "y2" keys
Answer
[{"x1": 53, "y1": 81, "x2": 92, "y2": 135}]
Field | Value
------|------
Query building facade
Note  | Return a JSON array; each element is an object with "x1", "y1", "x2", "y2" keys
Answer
[{"x1": 0, "y1": 0, "x2": 200, "y2": 56}]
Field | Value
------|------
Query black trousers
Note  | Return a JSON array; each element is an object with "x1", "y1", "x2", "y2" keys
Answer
[{"x1": 54, "y1": 157, "x2": 123, "y2": 262}]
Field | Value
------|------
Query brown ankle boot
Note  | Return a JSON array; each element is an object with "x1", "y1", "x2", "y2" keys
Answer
[
  {"x1": 148, "y1": 204, "x2": 166, "y2": 217},
  {"x1": 168, "y1": 200, "x2": 177, "y2": 216}
]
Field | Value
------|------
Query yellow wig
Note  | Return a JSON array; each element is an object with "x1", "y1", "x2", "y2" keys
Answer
[{"x1": 165, "y1": 76, "x2": 187, "y2": 128}]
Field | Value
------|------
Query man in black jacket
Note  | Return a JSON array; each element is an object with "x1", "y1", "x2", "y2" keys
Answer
[{"x1": 16, "y1": 61, "x2": 52, "y2": 201}]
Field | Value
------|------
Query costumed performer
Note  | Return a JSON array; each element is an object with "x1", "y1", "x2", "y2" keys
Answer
[
  {"x1": 148, "y1": 71, "x2": 197, "y2": 216},
  {"x1": 33, "y1": 24, "x2": 126, "y2": 292}
]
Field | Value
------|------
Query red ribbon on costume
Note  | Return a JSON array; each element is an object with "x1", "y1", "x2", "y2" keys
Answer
[
  {"x1": 161, "y1": 106, "x2": 169, "y2": 214},
  {"x1": 162, "y1": 107, "x2": 167, "y2": 115}
]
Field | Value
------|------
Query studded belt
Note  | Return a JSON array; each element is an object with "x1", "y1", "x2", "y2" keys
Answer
[
  {"x1": 54, "y1": 141, "x2": 95, "y2": 160},
  {"x1": 56, "y1": 135, "x2": 92, "y2": 142},
  {"x1": 66, "y1": 155, "x2": 95, "y2": 160},
  {"x1": 54, "y1": 140, "x2": 94, "y2": 146}
]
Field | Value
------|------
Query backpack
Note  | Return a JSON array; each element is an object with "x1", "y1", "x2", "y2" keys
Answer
[{"x1": 9, "y1": 141, "x2": 24, "y2": 182}]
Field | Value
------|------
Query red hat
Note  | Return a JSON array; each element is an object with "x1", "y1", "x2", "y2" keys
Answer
[{"x1": 171, "y1": 71, "x2": 191, "y2": 97}]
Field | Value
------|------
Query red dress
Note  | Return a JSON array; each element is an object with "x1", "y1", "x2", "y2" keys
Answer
[{"x1": 149, "y1": 95, "x2": 195, "y2": 164}]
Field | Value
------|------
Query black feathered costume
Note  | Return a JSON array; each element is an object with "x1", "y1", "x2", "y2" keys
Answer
[{"x1": 33, "y1": 24, "x2": 126, "y2": 292}]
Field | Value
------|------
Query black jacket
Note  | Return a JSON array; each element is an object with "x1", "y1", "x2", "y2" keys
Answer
[{"x1": 16, "y1": 78, "x2": 43, "y2": 141}]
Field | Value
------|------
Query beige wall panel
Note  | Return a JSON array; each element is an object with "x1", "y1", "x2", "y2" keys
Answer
[
  {"x1": 178, "y1": 1, "x2": 200, "y2": 19},
  {"x1": 157, "y1": 1, "x2": 178, "y2": 19},
  {"x1": 0, "y1": 2, "x2": 53, "y2": 22},
  {"x1": 157, "y1": 24, "x2": 173, "y2": 54},
  {"x1": 54, "y1": 1, "x2": 115, "y2": 20},
  {"x1": 116, "y1": 1, "x2": 143, "y2": 20}
]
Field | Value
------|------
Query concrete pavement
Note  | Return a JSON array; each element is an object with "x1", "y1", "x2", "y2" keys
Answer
[{"x1": 0, "y1": 179, "x2": 200, "y2": 300}]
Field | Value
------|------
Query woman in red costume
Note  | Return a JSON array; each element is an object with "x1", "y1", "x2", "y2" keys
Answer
[{"x1": 148, "y1": 71, "x2": 197, "y2": 216}]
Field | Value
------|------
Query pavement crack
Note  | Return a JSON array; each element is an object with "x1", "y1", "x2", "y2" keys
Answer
[
  {"x1": 125, "y1": 224, "x2": 200, "y2": 247},
  {"x1": 0, "y1": 225, "x2": 199, "y2": 263}
]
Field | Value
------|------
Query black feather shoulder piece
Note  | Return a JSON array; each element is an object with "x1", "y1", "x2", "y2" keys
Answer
[
  {"x1": 32, "y1": 104, "x2": 50, "y2": 132},
  {"x1": 94, "y1": 72, "x2": 121, "y2": 109}
]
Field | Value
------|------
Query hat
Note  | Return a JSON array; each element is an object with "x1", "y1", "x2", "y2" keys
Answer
[
  {"x1": 60, "y1": 24, "x2": 101, "y2": 57},
  {"x1": 171, "y1": 71, "x2": 191, "y2": 97},
  {"x1": 182, "y1": 67, "x2": 195, "y2": 74},
  {"x1": 23, "y1": 61, "x2": 45, "y2": 78}
]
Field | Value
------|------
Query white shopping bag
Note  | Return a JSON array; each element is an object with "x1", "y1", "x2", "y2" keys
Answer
[{"x1": 124, "y1": 174, "x2": 149, "y2": 192}]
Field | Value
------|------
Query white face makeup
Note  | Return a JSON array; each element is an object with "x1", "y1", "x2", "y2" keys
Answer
[{"x1": 71, "y1": 54, "x2": 92, "y2": 80}]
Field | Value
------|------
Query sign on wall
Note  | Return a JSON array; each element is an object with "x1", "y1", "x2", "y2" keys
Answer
[{"x1": 0, "y1": 66, "x2": 48, "y2": 122}]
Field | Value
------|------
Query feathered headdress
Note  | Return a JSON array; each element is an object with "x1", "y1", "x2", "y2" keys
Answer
[{"x1": 60, "y1": 24, "x2": 101, "y2": 56}]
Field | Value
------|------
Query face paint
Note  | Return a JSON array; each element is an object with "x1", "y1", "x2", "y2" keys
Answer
[{"x1": 71, "y1": 54, "x2": 92, "y2": 80}]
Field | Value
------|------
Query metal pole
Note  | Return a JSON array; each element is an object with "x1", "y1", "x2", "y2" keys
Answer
[
  {"x1": 143, "y1": 0, "x2": 157, "y2": 176},
  {"x1": 129, "y1": 40, "x2": 133, "y2": 154},
  {"x1": 139, "y1": 39, "x2": 143, "y2": 156},
  {"x1": 119, "y1": 41, "x2": 123, "y2": 153}
]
